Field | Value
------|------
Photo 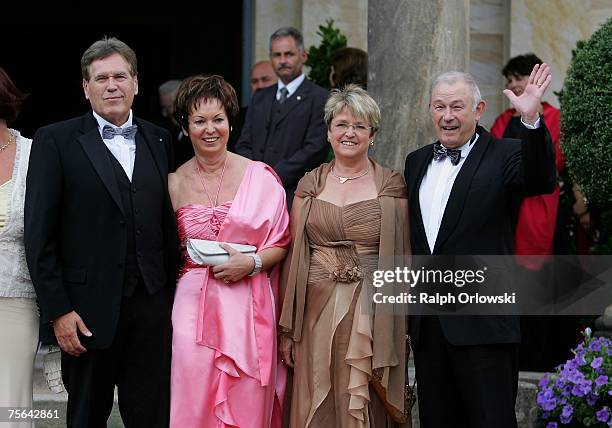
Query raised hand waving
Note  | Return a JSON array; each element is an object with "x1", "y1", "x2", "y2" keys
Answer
[{"x1": 502, "y1": 63, "x2": 552, "y2": 125}]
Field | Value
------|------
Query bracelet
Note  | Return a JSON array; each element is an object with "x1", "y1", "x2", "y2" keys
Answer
[{"x1": 247, "y1": 254, "x2": 263, "y2": 277}]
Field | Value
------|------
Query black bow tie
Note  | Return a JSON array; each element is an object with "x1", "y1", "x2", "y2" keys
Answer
[
  {"x1": 102, "y1": 124, "x2": 138, "y2": 140},
  {"x1": 433, "y1": 142, "x2": 461, "y2": 165}
]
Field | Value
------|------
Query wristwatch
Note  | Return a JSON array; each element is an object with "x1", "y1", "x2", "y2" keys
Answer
[{"x1": 248, "y1": 254, "x2": 263, "y2": 277}]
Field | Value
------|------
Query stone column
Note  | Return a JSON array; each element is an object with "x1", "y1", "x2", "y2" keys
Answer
[
  {"x1": 368, "y1": 0, "x2": 470, "y2": 171},
  {"x1": 252, "y1": 0, "x2": 302, "y2": 63}
]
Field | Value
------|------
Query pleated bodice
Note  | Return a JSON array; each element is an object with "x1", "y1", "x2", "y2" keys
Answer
[{"x1": 306, "y1": 198, "x2": 381, "y2": 284}]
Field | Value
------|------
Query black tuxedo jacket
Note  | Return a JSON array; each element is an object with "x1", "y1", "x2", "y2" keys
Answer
[
  {"x1": 234, "y1": 79, "x2": 329, "y2": 202},
  {"x1": 25, "y1": 112, "x2": 179, "y2": 347},
  {"x1": 404, "y1": 125, "x2": 556, "y2": 347}
]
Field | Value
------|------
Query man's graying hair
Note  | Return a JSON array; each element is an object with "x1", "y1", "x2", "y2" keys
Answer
[
  {"x1": 81, "y1": 36, "x2": 138, "y2": 80},
  {"x1": 430, "y1": 71, "x2": 482, "y2": 111},
  {"x1": 269, "y1": 27, "x2": 304, "y2": 52}
]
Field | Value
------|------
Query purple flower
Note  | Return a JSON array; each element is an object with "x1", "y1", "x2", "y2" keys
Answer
[
  {"x1": 589, "y1": 339, "x2": 602, "y2": 352},
  {"x1": 565, "y1": 368, "x2": 585, "y2": 384},
  {"x1": 537, "y1": 333, "x2": 611, "y2": 428},
  {"x1": 537, "y1": 389, "x2": 557, "y2": 411},
  {"x1": 596, "y1": 407, "x2": 610, "y2": 423},
  {"x1": 564, "y1": 358, "x2": 579, "y2": 371},
  {"x1": 571, "y1": 380, "x2": 592, "y2": 397},
  {"x1": 561, "y1": 385, "x2": 571, "y2": 398},
  {"x1": 560, "y1": 404, "x2": 573, "y2": 424},
  {"x1": 595, "y1": 375, "x2": 608, "y2": 387},
  {"x1": 591, "y1": 357, "x2": 603, "y2": 369}
]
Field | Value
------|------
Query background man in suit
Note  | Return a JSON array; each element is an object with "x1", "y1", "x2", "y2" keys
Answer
[
  {"x1": 25, "y1": 37, "x2": 178, "y2": 428},
  {"x1": 235, "y1": 26, "x2": 329, "y2": 207},
  {"x1": 404, "y1": 65, "x2": 555, "y2": 428},
  {"x1": 158, "y1": 79, "x2": 193, "y2": 170},
  {"x1": 249, "y1": 60, "x2": 277, "y2": 93}
]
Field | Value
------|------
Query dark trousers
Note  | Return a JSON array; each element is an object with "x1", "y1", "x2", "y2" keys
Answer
[
  {"x1": 413, "y1": 316, "x2": 518, "y2": 428},
  {"x1": 61, "y1": 283, "x2": 172, "y2": 428}
]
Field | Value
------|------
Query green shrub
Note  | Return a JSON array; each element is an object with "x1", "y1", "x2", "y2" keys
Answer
[
  {"x1": 559, "y1": 18, "x2": 612, "y2": 252},
  {"x1": 306, "y1": 19, "x2": 347, "y2": 89}
]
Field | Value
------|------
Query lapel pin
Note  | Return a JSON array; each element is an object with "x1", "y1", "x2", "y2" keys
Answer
[
  {"x1": 297, "y1": 95, "x2": 302, "y2": 101},
  {"x1": 159, "y1": 138, "x2": 163, "y2": 142}
]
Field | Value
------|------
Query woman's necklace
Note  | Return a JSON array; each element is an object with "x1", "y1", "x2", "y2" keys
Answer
[
  {"x1": 195, "y1": 155, "x2": 228, "y2": 207},
  {"x1": 330, "y1": 162, "x2": 370, "y2": 184},
  {"x1": 0, "y1": 133, "x2": 15, "y2": 152}
]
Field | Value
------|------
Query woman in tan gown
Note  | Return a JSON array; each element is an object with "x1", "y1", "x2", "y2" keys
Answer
[{"x1": 279, "y1": 84, "x2": 412, "y2": 427}]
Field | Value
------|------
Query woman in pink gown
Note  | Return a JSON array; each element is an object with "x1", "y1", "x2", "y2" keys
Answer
[{"x1": 168, "y1": 75, "x2": 291, "y2": 427}]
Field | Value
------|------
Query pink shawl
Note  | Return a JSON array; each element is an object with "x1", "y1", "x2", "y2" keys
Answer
[{"x1": 194, "y1": 161, "x2": 291, "y2": 402}]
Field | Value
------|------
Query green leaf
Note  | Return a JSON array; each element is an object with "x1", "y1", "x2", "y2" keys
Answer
[
  {"x1": 560, "y1": 17, "x2": 612, "y2": 253},
  {"x1": 305, "y1": 18, "x2": 348, "y2": 88}
]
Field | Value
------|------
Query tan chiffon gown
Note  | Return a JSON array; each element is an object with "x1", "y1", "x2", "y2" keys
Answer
[{"x1": 289, "y1": 198, "x2": 409, "y2": 428}]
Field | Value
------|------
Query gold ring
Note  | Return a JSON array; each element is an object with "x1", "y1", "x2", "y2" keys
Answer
[{"x1": 224, "y1": 279, "x2": 229, "y2": 284}]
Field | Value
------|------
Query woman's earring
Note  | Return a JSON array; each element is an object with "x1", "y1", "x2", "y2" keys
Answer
[{"x1": 369, "y1": 140, "x2": 375, "y2": 147}]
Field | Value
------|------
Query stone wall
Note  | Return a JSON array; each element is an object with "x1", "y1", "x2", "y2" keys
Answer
[{"x1": 510, "y1": 0, "x2": 612, "y2": 109}]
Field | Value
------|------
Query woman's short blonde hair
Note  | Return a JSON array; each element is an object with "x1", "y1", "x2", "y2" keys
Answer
[{"x1": 324, "y1": 84, "x2": 380, "y2": 133}]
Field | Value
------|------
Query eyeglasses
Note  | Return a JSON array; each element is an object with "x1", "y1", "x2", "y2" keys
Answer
[{"x1": 331, "y1": 122, "x2": 373, "y2": 134}]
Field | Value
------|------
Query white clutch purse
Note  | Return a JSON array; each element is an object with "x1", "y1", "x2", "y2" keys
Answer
[{"x1": 186, "y1": 239, "x2": 257, "y2": 266}]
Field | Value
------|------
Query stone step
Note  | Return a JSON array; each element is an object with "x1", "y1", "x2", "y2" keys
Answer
[{"x1": 32, "y1": 351, "x2": 544, "y2": 427}]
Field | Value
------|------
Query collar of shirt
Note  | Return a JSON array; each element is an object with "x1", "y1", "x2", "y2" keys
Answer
[
  {"x1": 93, "y1": 110, "x2": 135, "y2": 141},
  {"x1": 277, "y1": 73, "x2": 305, "y2": 100}
]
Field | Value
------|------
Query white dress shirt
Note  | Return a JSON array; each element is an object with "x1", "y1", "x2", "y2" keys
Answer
[
  {"x1": 420, "y1": 134, "x2": 479, "y2": 253},
  {"x1": 93, "y1": 110, "x2": 137, "y2": 181},
  {"x1": 276, "y1": 73, "x2": 305, "y2": 101},
  {"x1": 419, "y1": 117, "x2": 540, "y2": 253}
]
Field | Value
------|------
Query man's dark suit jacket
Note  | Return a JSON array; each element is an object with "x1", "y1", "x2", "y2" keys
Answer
[
  {"x1": 404, "y1": 125, "x2": 556, "y2": 348},
  {"x1": 234, "y1": 79, "x2": 329, "y2": 205},
  {"x1": 24, "y1": 112, "x2": 179, "y2": 347}
]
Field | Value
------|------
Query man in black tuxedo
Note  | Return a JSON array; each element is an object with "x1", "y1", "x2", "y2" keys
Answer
[
  {"x1": 404, "y1": 65, "x2": 555, "y2": 428},
  {"x1": 25, "y1": 37, "x2": 178, "y2": 428},
  {"x1": 235, "y1": 26, "x2": 329, "y2": 207}
]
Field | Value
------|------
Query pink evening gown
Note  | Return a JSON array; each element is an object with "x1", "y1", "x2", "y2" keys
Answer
[{"x1": 170, "y1": 161, "x2": 290, "y2": 428}]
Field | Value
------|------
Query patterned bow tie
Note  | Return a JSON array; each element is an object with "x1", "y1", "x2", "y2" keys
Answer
[
  {"x1": 433, "y1": 142, "x2": 461, "y2": 165},
  {"x1": 102, "y1": 124, "x2": 138, "y2": 140}
]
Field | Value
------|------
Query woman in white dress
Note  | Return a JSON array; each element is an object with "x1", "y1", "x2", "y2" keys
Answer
[{"x1": 0, "y1": 67, "x2": 39, "y2": 428}]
